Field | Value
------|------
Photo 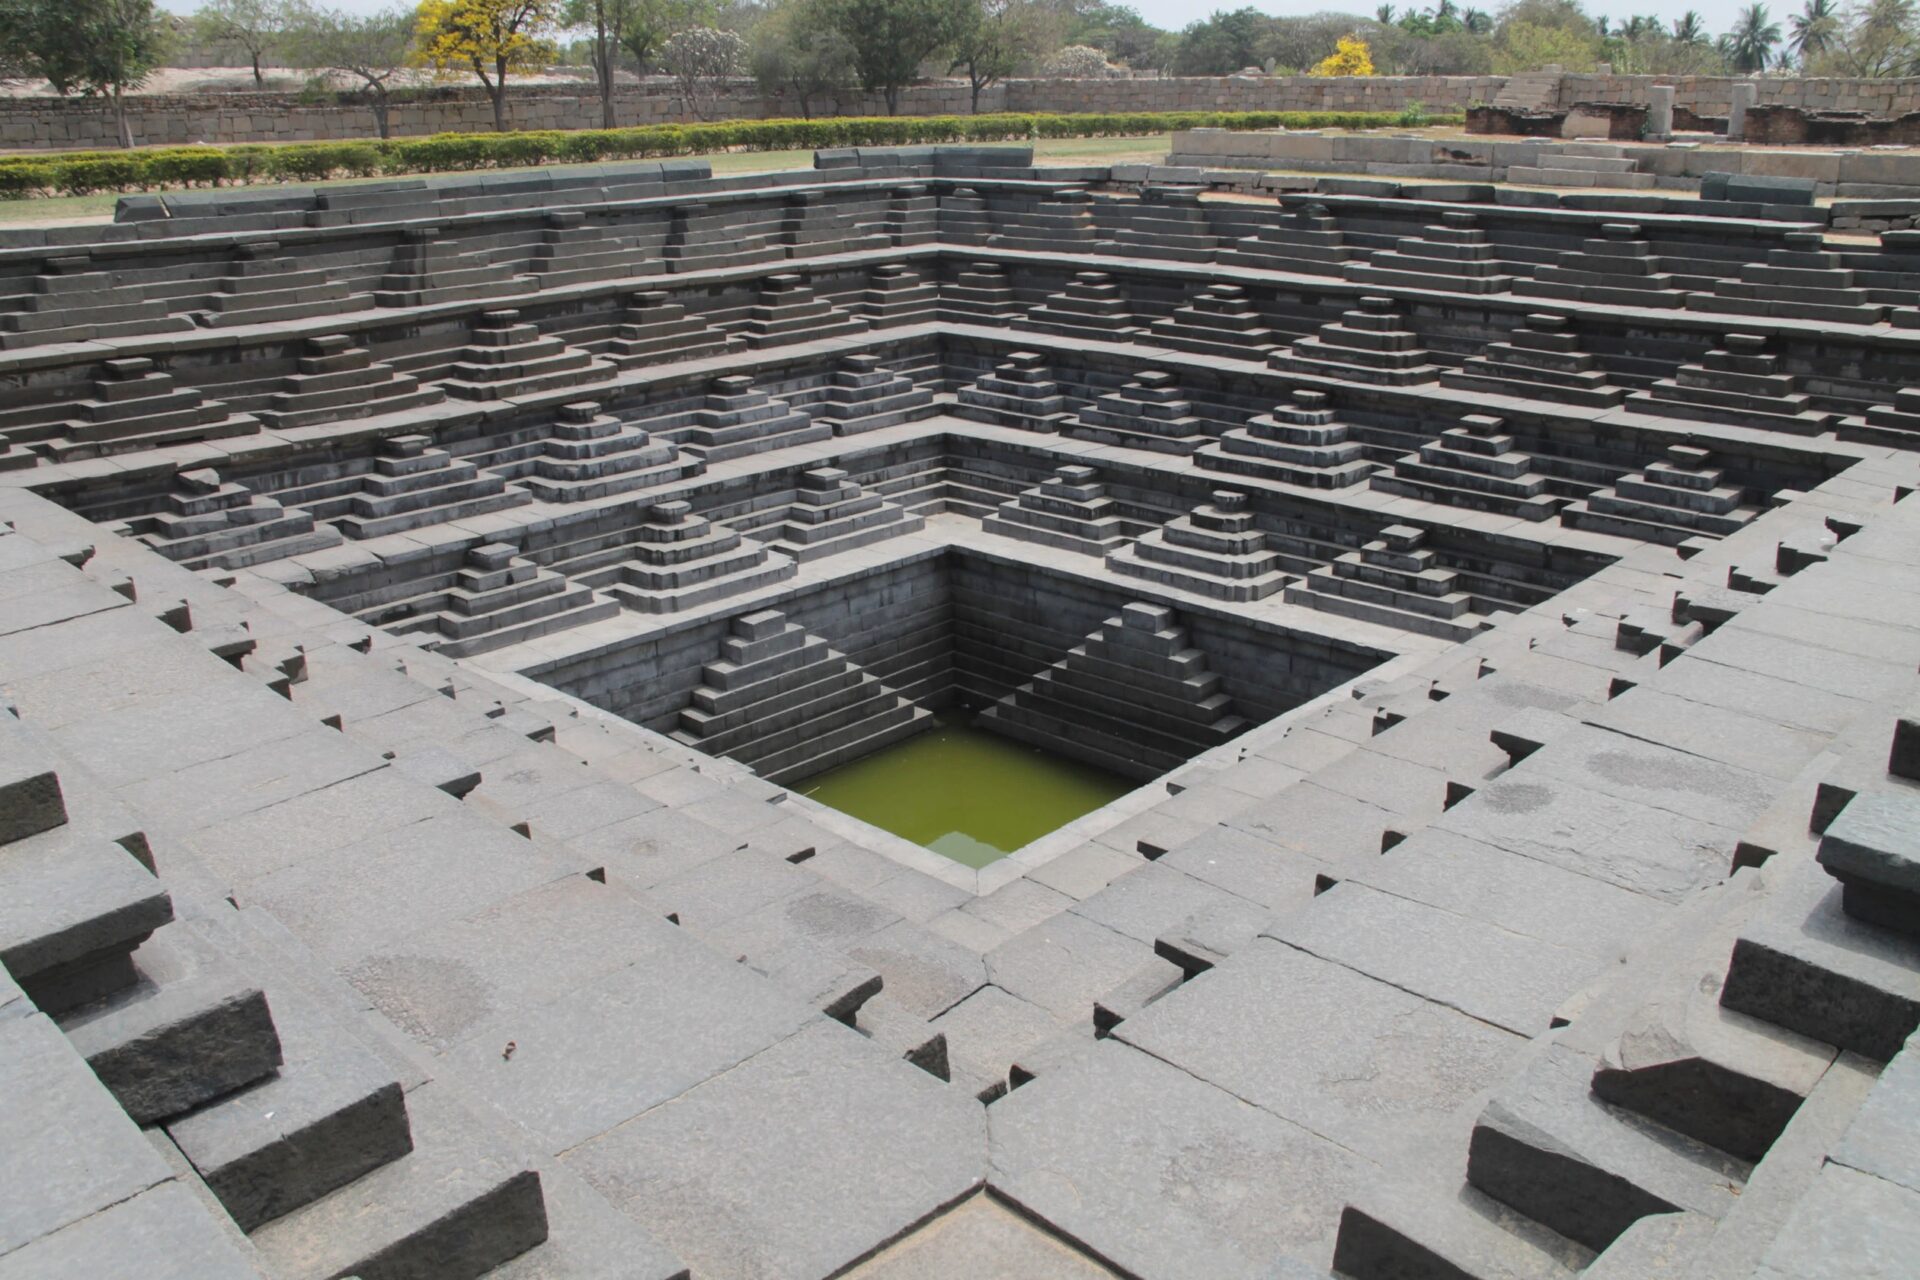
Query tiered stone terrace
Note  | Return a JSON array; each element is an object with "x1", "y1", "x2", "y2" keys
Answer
[{"x1": 3, "y1": 144, "x2": 1920, "y2": 1280}]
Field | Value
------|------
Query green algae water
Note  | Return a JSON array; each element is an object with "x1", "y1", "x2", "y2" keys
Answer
[{"x1": 798, "y1": 713, "x2": 1133, "y2": 868}]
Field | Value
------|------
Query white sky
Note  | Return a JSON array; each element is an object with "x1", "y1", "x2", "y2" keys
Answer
[{"x1": 154, "y1": 0, "x2": 1765, "y2": 50}]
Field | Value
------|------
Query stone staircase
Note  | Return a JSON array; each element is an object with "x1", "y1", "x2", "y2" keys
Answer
[
  {"x1": 671, "y1": 609, "x2": 931, "y2": 785},
  {"x1": 1508, "y1": 145, "x2": 1656, "y2": 190}
]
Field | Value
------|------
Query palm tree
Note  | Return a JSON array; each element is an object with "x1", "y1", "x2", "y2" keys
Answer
[
  {"x1": 1673, "y1": 9, "x2": 1708, "y2": 41},
  {"x1": 1462, "y1": 6, "x2": 1491, "y2": 31},
  {"x1": 1375, "y1": 3, "x2": 1395, "y2": 22},
  {"x1": 1789, "y1": 0, "x2": 1839, "y2": 61},
  {"x1": 1723, "y1": 2, "x2": 1783, "y2": 70}
]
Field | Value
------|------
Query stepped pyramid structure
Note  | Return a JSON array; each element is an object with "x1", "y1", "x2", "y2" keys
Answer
[
  {"x1": 1689, "y1": 231, "x2": 1885, "y2": 325},
  {"x1": 738, "y1": 274, "x2": 868, "y2": 348},
  {"x1": 1346, "y1": 211, "x2": 1516, "y2": 295},
  {"x1": 980, "y1": 464, "x2": 1132, "y2": 556},
  {"x1": 1106, "y1": 490, "x2": 1292, "y2": 602},
  {"x1": 1221, "y1": 200, "x2": 1354, "y2": 276},
  {"x1": 650, "y1": 375, "x2": 827, "y2": 461},
  {"x1": 663, "y1": 201, "x2": 782, "y2": 271},
  {"x1": 1371, "y1": 413, "x2": 1564, "y2": 522},
  {"x1": 1146, "y1": 284, "x2": 1278, "y2": 362},
  {"x1": 387, "y1": 543, "x2": 617, "y2": 658},
  {"x1": 524, "y1": 210, "x2": 665, "y2": 288},
  {"x1": 1286, "y1": 523, "x2": 1495, "y2": 641},
  {"x1": 602, "y1": 289, "x2": 734, "y2": 368},
  {"x1": 986, "y1": 188, "x2": 1099, "y2": 253},
  {"x1": 1859, "y1": 386, "x2": 1920, "y2": 442},
  {"x1": 810, "y1": 355, "x2": 934, "y2": 436},
  {"x1": 193, "y1": 241, "x2": 369, "y2": 328},
  {"x1": 1021, "y1": 271, "x2": 1139, "y2": 344},
  {"x1": 254, "y1": 335, "x2": 444, "y2": 430},
  {"x1": 1096, "y1": 187, "x2": 1221, "y2": 263},
  {"x1": 1517, "y1": 222, "x2": 1684, "y2": 309},
  {"x1": 1196, "y1": 390, "x2": 1375, "y2": 488},
  {"x1": 372, "y1": 228, "x2": 530, "y2": 307},
  {"x1": 440, "y1": 310, "x2": 615, "y2": 402},
  {"x1": 38, "y1": 358, "x2": 260, "y2": 461},
  {"x1": 1440, "y1": 314, "x2": 1625, "y2": 408},
  {"x1": 1067, "y1": 371, "x2": 1209, "y2": 455},
  {"x1": 1269, "y1": 296, "x2": 1441, "y2": 385},
  {"x1": 977, "y1": 601, "x2": 1249, "y2": 781},
  {"x1": 952, "y1": 352, "x2": 1073, "y2": 433},
  {"x1": 497, "y1": 401, "x2": 696, "y2": 503},
  {"x1": 118, "y1": 467, "x2": 343, "y2": 571},
  {"x1": 941, "y1": 261, "x2": 1018, "y2": 325},
  {"x1": 936, "y1": 186, "x2": 994, "y2": 244},
  {"x1": 671, "y1": 609, "x2": 930, "y2": 784},
  {"x1": 881, "y1": 184, "x2": 939, "y2": 245},
  {"x1": 776, "y1": 190, "x2": 888, "y2": 257},
  {"x1": 0, "y1": 255, "x2": 193, "y2": 347},
  {"x1": 860, "y1": 264, "x2": 939, "y2": 327},
  {"x1": 1561, "y1": 443, "x2": 1762, "y2": 544},
  {"x1": 293, "y1": 434, "x2": 530, "y2": 539},
  {"x1": 761, "y1": 467, "x2": 925, "y2": 562},
  {"x1": 1628, "y1": 333, "x2": 1840, "y2": 434},
  {"x1": 586, "y1": 500, "x2": 796, "y2": 613}
]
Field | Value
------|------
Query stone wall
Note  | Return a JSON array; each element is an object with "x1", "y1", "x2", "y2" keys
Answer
[
  {"x1": 0, "y1": 74, "x2": 1500, "y2": 150},
  {"x1": 12, "y1": 71, "x2": 1920, "y2": 151}
]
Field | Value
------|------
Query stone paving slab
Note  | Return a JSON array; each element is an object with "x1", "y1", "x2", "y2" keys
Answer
[
  {"x1": 565, "y1": 1019, "x2": 985, "y2": 1280},
  {"x1": 1118, "y1": 937, "x2": 1520, "y2": 1163},
  {"x1": 990, "y1": 1038, "x2": 1370, "y2": 1279}
]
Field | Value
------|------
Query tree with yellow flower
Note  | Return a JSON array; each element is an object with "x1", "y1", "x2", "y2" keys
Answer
[
  {"x1": 412, "y1": 0, "x2": 559, "y2": 132},
  {"x1": 1310, "y1": 34, "x2": 1375, "y2": 75}
]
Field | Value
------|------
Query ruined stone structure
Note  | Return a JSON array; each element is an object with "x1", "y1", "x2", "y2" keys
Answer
[{"x1": 2, "y1": 145, "x2": 1919, "y2": 1279}]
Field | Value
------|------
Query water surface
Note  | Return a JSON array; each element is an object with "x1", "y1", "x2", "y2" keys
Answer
[{"x1": 798, "y1": 713, "x2": 1133, "y2": 868}]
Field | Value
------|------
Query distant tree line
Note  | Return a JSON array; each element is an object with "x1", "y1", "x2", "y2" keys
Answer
[{"x1": 5, "y1": 0, "x2": 1919, "y2": 148}]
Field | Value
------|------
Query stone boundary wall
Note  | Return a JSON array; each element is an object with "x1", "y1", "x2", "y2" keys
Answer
[
  {"x1": 8, "y1": 71, "x2": 1920, "y2": 151},
  {"x1": 0, "y1": 74, "x2": 1501, "y2": 150}
]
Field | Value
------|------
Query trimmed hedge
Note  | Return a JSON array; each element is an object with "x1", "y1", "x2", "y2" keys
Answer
[{"x1": 0, "y1": 109, "x2": 1462, "y2": 200}]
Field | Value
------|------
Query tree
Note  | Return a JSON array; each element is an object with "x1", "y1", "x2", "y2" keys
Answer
[
  {"x1": 816, "y1": 0, "x2": 972, "y2": 115},
  {"x1": 194, "y1": 0, "x2": 297, "y2": 86},
  {"x1": 1311, "y1": 32, "x2": 1375, "y2": 73},
  {"x1": 1172, "y1": 7, "x2": 1266, "y2": 74},
  {"x1": 1720, "y1": 1, "x2": 1781, "y2": 70},
  {"x1": 413, "y1": 0, "x2": 559, "y2": 131},
  {"x1": 660, "y1": 24, "x2": 741, "y2": 119},
  {"x1": 748, "y1": 0, "x2": 851, "y2": 118},
  {"x1": 949, "y1": 0, "x2": 1061, "y2": 112},
  {"x1": 1811, "y1": 0, "x2": 1920, "y2": 76},
  {"x1": 1673, "y1": 9, "x2": 1707, "y2": 40},
  {"x1": 563, "y1": 0, "x2": 637, "y2": 126},
  {"x1": 287, "y1": 5, "x2": 412, "y2": 135},
  {"x1": 1041, "y1": 42, "x2": 1112, "y2": 75},
  {"x1": 1789, "y1": 0, "x2": 1840, "y2": 60},
  {"x1": 0, "y1": 0, "x2": 169, "y2": 145}
]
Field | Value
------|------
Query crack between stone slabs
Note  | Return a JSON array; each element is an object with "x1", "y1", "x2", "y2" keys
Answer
[
  {"x1": 0, "y1": 595, "x2": 131, "y2": 640},
  {"x1": 546, "y1": 1017, "x2": 828, "y2": 1163},
  {"x1": 1098, "y1": 1030, "x2": 1377, "y2": 1168},
  {"x1": 0, "y1": 1162, "x2": 174, "y2": 1260},
  {"x1": 194, "y1": 757, "x2": 394, "y2": 830},
  {"x1": 818, "y1": 1180, "x2": 990, "y2": 1280},
  {"x1": 923, "y1": 980, "x2": 990, "y2": 1024},
  {"x1": 1263, "y1": 933, "x2": 1536, "y2": 1043},
  {"x1": 1577, "y1": 711, "x2": 1821, "y2": 788},
  {"x1": 1323, "y1": 873, "x2": 1633, "y2": 970},
  {"x1": 967, "y1": 1184, "x2": 1154, "y2": 1280}
]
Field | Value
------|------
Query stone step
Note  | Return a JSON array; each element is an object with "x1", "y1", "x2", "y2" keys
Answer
[
  {"x1": 167, "y1": 974, "x2": 412, "y2": 1232},
  {"x1": 756, "y1": 702, "x2": 932, "y2": 786},
  {"x1": 1721, "y1": 854, "x2": 1920, "y2": 1061},
  {"x1": 0, "y1": 823, "x2": 173, "y2": 1015},
  {"x1": 1284, "y1": 579, "x2": 1490, "y2": 644},
  {"x1": 57, "y1": 922, "x2": 281, "y2": 1124},
  {"x1": 1466, "y1": 1039, "x2": 1750, "y2": 1253},
  {"x1": 249, "y1": 1080, "x2": 546, "y2": 1280},
  {"x1": 1332, "y1": 1174, "x2": 1590, "y2": 1279}
]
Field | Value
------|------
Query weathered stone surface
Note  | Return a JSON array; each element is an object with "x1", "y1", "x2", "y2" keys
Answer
[
  {"x1": 564, "y1": 1020, "x2": 985, "y2": 1280},
  {"x1": 991, "y1": 1040, "x2": 1369, "y2": 1279}
]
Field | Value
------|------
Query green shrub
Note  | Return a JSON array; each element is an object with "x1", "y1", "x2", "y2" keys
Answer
[{"x1": 3, "y1": 109, "x2": 1465, "y2": 203}]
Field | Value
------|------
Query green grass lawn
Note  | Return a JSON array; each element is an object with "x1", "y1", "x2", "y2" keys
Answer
[{"x1": 0, "y1": 134, "x2": 1175, "y2": 227}]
